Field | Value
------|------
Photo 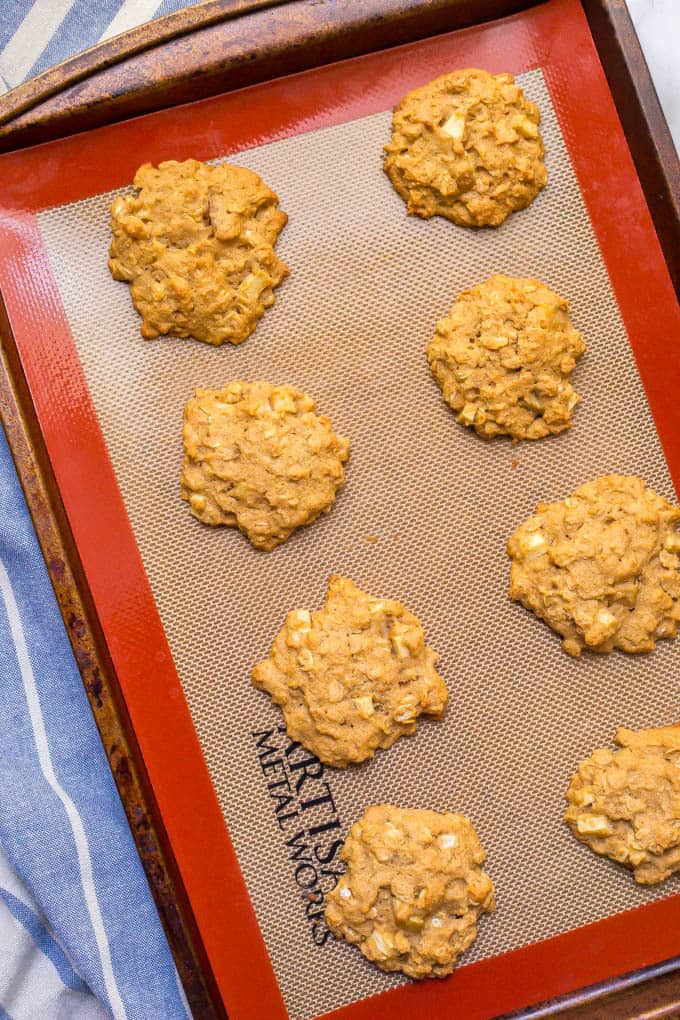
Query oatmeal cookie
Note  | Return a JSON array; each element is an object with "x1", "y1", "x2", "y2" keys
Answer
[
  {"x1": 566, "y1": 725, "x2": 680, "y2": 884},
  {"x1": 428, "y1": 275, "x2": 585, "y2": 440},
  {"x1": 384, "y1": 69, "x2": 547, "y2": 227},
  {"x1": 251, "y1": 576, "x2": 447, "y2": 767},
  {"x1": 109, "y1": 159, "x2": 288, "y2": 345},
  {"x1": 508, "y1": 475, "x2": 680, "y2": 656},
  {"x1": 181, "y1": 382, "x2": 349, "y2": 550},
  {"x1": 325, "y1": 804, "x2": 495, "y2": 978}
]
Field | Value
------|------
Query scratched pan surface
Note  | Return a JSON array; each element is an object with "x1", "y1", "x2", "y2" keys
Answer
[{"x1": 37, "y1": 68, "x2": 680, "y2": 1020}]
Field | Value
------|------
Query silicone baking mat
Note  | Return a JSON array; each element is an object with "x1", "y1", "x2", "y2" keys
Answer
[
  {"x1": 2, "y1": 1, "x2": 680, "y2": 1016},
  {"x1": 35, "y1": 67, "x2": 679, "y2": 1020}
]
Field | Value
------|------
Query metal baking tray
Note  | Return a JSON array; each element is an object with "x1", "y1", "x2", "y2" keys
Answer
[{"x1": 1, "y1": 2, "x2": 679, "y2": 1017}]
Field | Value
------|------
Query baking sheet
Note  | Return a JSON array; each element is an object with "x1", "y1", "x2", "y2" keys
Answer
[{"x1": 38, "y1": 69, "x2": 680, "y2": 1020}]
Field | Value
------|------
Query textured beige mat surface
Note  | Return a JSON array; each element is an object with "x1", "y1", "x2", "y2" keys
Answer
[{"x1": 39, "y1": 69, "x2": 679, "y2": 1020}]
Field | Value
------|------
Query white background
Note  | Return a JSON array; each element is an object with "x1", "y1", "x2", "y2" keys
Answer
[{"x1": 627, "y1": 0, "x2": 680, "y2": 149}]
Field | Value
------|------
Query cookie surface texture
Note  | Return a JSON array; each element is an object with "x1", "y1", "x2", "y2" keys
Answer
[
  {"x1": 109, "y1": 159, "x2": 288, "y2": 345},
  {"x1": 566, "y1": 726, "x2": 680, "y2": 884},
  {"x1": 325, "y1": 804, "x2": 495, "y2": 978},
  {"x1": 508, "y1": 475, "x2": 680, "y2": 656},
  {"x1": 384, "y1": 68, "x2": 547, "y2": 227},
  {"x1": 251, "y1": 576, "x2": 447, "y2": 766},
  {"x1": 181, "y1": 382, "x2": 349, "y2": 550},
  {"x1": 428, "y1": 275, "x2": 585, "y2": 440}
]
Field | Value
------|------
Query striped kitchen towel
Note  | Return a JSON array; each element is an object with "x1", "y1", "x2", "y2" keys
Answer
[
  {"x1": 0, "y1": 419, "x2": 191, "y2": 1014},
  {"x1": 0, "y1": 0, "x2": 201, "y2": 95}
]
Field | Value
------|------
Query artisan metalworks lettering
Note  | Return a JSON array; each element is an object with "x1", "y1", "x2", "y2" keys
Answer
[{"x1": 251, "y1": 724, "x2": 344, "y2": 946}]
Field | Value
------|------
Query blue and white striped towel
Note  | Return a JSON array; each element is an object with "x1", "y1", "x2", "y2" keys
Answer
[
  {"x1": 0, "y1": 421, "x2": 191, "y2": 1019},
  {"x1": 0, "y1": 1, "x2": 200, "y2": 94}
]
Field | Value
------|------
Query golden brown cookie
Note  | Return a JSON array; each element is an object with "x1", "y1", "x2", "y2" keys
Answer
[
  {"x1": 251, "y1": 576, "x2": 447, "y2": 766},
  {"x1": 566, "y1": 726, "x2": 680, "y2": 884},
  {"x1": 427, "y1": 275, "x2": 585, "y2": 440},
  {"x1": 508, "y1": 475, "x2": 680, "y2": 656},
  {"x1": 384, "y1": 69, "x2": 547, "y2": 227},
  {"x1": 325, "y1": 804, "x2": 495, "y2": 978},
  {"x1": 181, "y1": 382, "x2": 349, "y2": 550},
  {"x1": 109, "y1": 159, "x2": 288, "y2": 345}
]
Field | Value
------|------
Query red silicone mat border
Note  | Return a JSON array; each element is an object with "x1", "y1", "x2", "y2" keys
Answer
[{"x1": 1, "y1": 1, "x2": 679, "y2": 1017}]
